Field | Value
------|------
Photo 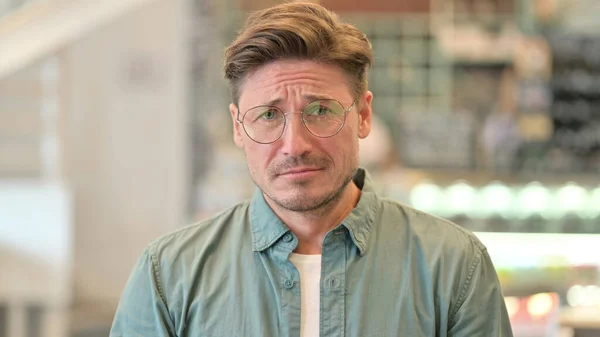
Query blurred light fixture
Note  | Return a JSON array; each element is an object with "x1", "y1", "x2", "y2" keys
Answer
[
  {"x1": 566, "y1": 285, "x2": 582, "y2": 307},
  {"x1": 566, "y1": 285, "x2": 600, "y2": 307},
  {"x1": 555, "y1": 182, "x2": 587, "y2": 217},
  {"x1": 585, "y1": 186, "x2": 600, "y2": 219},
  {"x1": 526, "y1": 293, "x2": 555, "y2": 318},
  {"x1": 517, "y1": 182, "x2": 551, "y2": 219},
  {"x1": 589, "y1": 285, "x2": 600, "y2": 307},
  {"x1": 445, "y1": 181, "x2": 476, "y2": 216},
  {"x1": 410, "y1": 181, "x2": 443, "y2": 214},
  {"x1": 478, "y1": 181, "x2": 513, "y2": 218}
]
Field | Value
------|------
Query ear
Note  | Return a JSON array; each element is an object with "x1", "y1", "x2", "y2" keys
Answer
[
  {"x1": 357, "y1": 91, "x2": 373, "y2": 139},
  {"x1": 230, "y1": 103, "x2": 244, "y2": 148}
]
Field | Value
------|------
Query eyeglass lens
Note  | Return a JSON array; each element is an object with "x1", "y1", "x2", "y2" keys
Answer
[{"x1": 241, "y1": 99, "x2": 347, "y2": 144}]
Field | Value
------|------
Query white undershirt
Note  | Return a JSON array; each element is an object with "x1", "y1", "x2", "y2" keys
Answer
[{"x1": 289, "y1": 253, "x2": 322, "y2": 337}]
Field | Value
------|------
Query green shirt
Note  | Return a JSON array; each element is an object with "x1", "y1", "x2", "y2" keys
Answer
[{"x1": 110, "y1": 169, "x2": 513, "y2": 336}]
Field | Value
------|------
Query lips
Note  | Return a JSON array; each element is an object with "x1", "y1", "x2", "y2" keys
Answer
[{"x1": 278, "y1": 167, "x2": 322, "y2": 176}]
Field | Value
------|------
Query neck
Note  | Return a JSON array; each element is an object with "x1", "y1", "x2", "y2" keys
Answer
[{"x1": 265, "y1": 182, "x2": 361, "y2": 255}]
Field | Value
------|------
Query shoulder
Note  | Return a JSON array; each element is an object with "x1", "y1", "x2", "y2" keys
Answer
[
  {"x1": 146, "y1": 200, "x2": 251, "y2": 268},
  {"x1": 375, "y1": 196, "x2": 486, "y2": 263},
  {"x1": 374, "y1": 197, "x2": 494, "y2": 309}
]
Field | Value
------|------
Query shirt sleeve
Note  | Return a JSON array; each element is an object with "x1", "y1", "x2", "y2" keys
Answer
[
  {"x1": 448, "y1": 247, "x2": 514, "y2": 337},
  {"x1": 110, "y1": 247, "x2": 177, "y2": 337}
]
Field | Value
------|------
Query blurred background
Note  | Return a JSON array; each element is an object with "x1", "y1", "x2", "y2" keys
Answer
[{"x1": 0, "y1": 0, "x2": 599, "y2": 336}]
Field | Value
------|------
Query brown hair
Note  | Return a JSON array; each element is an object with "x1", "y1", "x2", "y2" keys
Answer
[{"x1": 224, "y1": 2, "x2": 373, "y2": 105}]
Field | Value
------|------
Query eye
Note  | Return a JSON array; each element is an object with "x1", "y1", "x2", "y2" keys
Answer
[
  {"x1": 306, "y1": 103, "x2": 333, "y2": 117},
  {"x1": 314, "y1": 105, "x2": 330, "y2": 116},
  {"x1": 261, "y1": 109, "x2": 277, "y2": 120},
  {"x1": 254, "y1": 108, "x2": 280, "y2": 122}
]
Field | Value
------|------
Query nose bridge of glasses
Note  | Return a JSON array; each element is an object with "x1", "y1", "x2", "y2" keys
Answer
[
  {"x1": 283, "y1": 111, "x2": 304, "y2": 118},
  {"x1": 280, "y1": 112, "x2": 313, "y2": 151},
  {"x1": 283, "y1": 110, "x2": 309, "y2": 133}
]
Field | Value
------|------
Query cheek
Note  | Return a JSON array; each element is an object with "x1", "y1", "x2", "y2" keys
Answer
[
  {"x1": 338, "y1": 127, "x2": 359, "y2": 148},
  {"x1": 243, "y1": 143, "x2": 273, "y2": 169},
  {"x1": 336, "y1": 132, "x2": 359, "y2": 162},
  {"x1": 321, "y1": 137, "x2": 354, "y2": 162}
]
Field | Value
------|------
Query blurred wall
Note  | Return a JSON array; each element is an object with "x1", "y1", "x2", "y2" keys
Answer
[{"x1": 62, "y1": 0, "x2": 190, "y2": 307}]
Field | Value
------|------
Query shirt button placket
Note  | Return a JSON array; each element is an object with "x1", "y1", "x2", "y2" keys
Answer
[
  {"x1": 321, "y1": 229, "x2": 346, "y2": 337},
  {"x1": 282, "y1": 276, "x2": 300, "y2": 337}
]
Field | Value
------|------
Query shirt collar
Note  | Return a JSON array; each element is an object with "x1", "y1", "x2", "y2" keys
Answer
[{"x1": 249, "y1": 168, "x2": 379, "y2": 256}]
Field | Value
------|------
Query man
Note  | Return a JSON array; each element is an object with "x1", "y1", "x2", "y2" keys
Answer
[{"x1": 110, "y1": 2, "x2": 513, "y2": 336}]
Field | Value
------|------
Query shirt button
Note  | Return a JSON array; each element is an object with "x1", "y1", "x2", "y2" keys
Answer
[
  {"x1": 282, "y1": 233, "x2": 293, "y2": 243},
  {"x1": 329, "y1": 279, "x2": 337, "y2": 288},
  {"x1": 284, "y1": 279, "x2": 294, "y2": 289}
]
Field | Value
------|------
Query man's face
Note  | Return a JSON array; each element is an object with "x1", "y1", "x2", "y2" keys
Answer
[{"x1": 230, "y1": 60, "x2": 372, "y2": 212}]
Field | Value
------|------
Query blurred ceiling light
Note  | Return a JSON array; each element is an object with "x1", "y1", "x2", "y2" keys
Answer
[
  {"x1": 585, "y1": 186, "x2": 600, "y2": 219},
  {"x1": 583, "y1": 285, "x2": 600, "y2": 307},
  {"x1": 517, "y1": 182, "x2": 551, "y2": 219},
  {"x1": 526, "y1": 293, "x2": 555, "y2": 318},
  {"x1": 568, "y1": 285, "x2": 600, "y2": 307},
  {"x1": 556, "y1": 182, "x2": 587, "y2": 216},
  {"x1": 478, "y1": 182, "x2": 513, "y2": 218},
  {"x1": 446, "y1": 181, "x2": 476, "y2": 216},
  {"x1": 410, "y1": 181, "x2": 442, "y2": 214},
  {"x1": 567, "y1": 285, "x2": 584, "y2": 307}
]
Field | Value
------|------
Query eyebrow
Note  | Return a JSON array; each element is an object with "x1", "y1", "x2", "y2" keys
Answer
[{"x1": 262, "y1": 94, "x2": 334, "y2": 106}]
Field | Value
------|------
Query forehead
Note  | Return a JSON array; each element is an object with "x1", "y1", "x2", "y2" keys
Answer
[{"x1": 238, "y1": 60, "x2": 354, "y2": 109}]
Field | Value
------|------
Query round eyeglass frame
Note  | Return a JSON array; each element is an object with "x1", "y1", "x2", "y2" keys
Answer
[{"x1": 236, "y1": 99, "x2": 358, "y2": 144}]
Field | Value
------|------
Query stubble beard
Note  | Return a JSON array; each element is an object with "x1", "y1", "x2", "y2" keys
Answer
[
  {"x1": 252, "y1": 155, "x2": 358, "y2": 215},
  {"x1": 266, "y1": 169, "x2": 355, "y2": 214}
]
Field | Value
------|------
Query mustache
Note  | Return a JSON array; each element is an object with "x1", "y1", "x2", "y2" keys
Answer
[{"x1": 269, "y1": 155, "x2": 329, "y2": 175}]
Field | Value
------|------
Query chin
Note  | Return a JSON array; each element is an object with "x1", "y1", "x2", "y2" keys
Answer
[
  {"x1": 271, "y1": 184, "x2": 343, "y2": 212},
  {"x1": 273, "y1": 195, "x2": 329, "y2": 212}
]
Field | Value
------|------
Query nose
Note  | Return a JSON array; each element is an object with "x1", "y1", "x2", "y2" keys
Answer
[{"x1": 278, "y1": 113, "x2": 313, "y2": 157}]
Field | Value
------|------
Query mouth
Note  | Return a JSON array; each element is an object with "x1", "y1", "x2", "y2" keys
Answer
[{"x1": 278, "y1": 167, "x2": 323, "y2": 178}]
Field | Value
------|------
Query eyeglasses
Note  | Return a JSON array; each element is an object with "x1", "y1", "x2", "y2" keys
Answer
[{"x1": 237, "y1": 99, "x2": 357, "y2": 144}]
